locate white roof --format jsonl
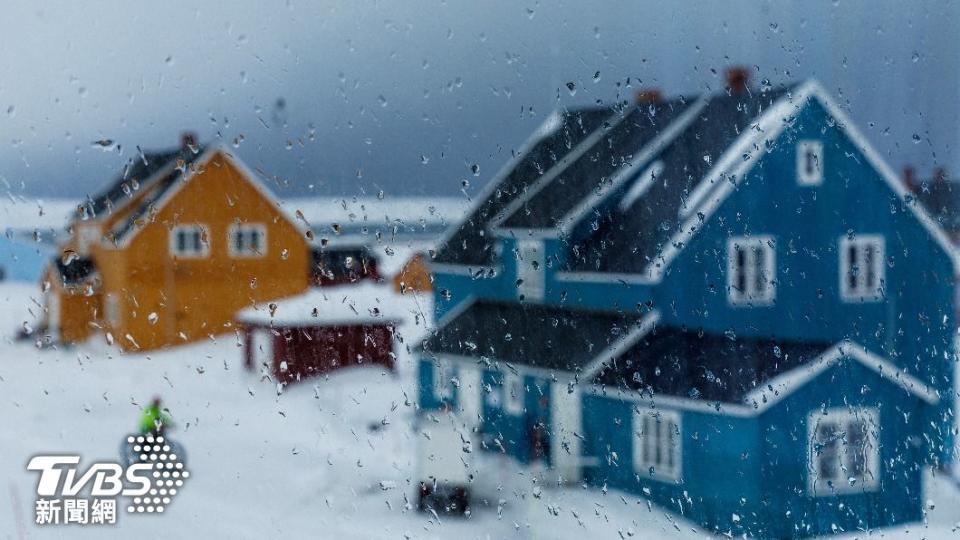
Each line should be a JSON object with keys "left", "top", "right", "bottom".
{"left": 237, "top": 283, "right": 407, "bottom": 326}
{"left": 279, "top": 196, "right": 469, "bottom": 229}
{"left": 0, "top": 196, "right": 75, "bottom": 232}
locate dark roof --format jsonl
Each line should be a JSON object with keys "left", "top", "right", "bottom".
{"left": 53, "top": 255, "right": 97, "bottom": 286}
{"left": 566, "top": 85, "right": 796, "bottom": 273}
{"left": 499, "top": 97, "right": 692, "bottom": 229}
{"left": 80, "top": 147, "right": 197, "bottom": 219}
{"left": 421, "top": 300, "right": 645, "bottom": 372}
{"left": 433, "top": 106, "right": 613, "bottom": 265}
{"left": 591, "top": 326, "right": 831, "bottom": 403}
{"left": 110, "top": 146, "right": 209, "bottom": 241}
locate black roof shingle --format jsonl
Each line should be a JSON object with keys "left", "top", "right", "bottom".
{"left": 433, "top": 106, "right": 613, "bottom": 266}
{"left": 591, "top": 326, "right": 831, "bottom": 403}
{"left": 421, "top": 300, "right": 646, "bottom": 372}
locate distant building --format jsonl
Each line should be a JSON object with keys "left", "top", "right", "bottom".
{"left": 393, "top": 252, "right": 432, "bottom": 294}
{"left": 310, "top": 244, "right": 380, "bottom": 286}
{"left": 419, "top": 69, "right": 959, "bottom": 537}
{"left": 238, "top": 283, "right": 399, "bottom": 384}
{"left": 41, "top": 136, "right": 311, "bottom": 351}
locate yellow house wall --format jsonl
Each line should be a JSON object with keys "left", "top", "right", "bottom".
{"left": 100, "top": 150, "right": 309, "bottom": 351}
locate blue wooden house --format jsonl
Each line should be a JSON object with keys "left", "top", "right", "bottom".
{"left": 418, "top": 68, "right": 958, "bottom": 537}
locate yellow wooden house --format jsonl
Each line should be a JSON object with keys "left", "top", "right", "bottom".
{"left": 43, "top": 137, "right": 311, "bottom": 351}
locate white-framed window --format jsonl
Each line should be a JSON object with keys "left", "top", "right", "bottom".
{"left": 228, "top": 223, "right": 267, "bottom": 257}
{"left": 839, "top": 234, "right": 885, "bottom": 301}
{"left": 797, "top": 140, "right": 824, "bottom": 186}
{"left": 516, "top": 239, "right": 545, "bottom": 302}
{"left": 633, "top": 409, "right": 681, "bottom": 482}
{"left": 503, "top": 370, "right": 525, "bottom": 415}
{"left": 727, "top": 235, "right": 776, "bottom": 305}
{"left": 169, "top": 224, "right": 209, "bottom": 258}
{"left": 808, "top": 407, "right": 880, "bottom": 495}
{"left": 432, "top": 359, "right": 454, "bottom": 401}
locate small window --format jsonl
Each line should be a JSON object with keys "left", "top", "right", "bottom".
{"left": 797, "top": 140, "right": 823, "bottom": 186}
{"left": 432, "top": 360, "right": 454, "bottom": 401}
{"left": 808, "top": 408, "right": 879, "bottom": 495}
{"left": 727, "top": 236, "right": 776, "bottom": 305}
{"left": 839, "top": 235, "right": 885, "bottom": 301}
{"left": 169, "top": 225, "right": 208, "bottom": 258}
{"left": 503, "top": 371, "right": 525, "bottom": 415}
{"left": 229, "top": 223, "right": 267, "bottom": 257}
{"left": 633, "top": 409, "right": 681, "bottom": 482}
{"left": 516, "top": 239, "right": 545, "bottom": 302}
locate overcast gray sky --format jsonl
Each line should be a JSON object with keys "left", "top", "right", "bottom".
{"left": 0, "top": 0, "right": 956, "bottom": 199}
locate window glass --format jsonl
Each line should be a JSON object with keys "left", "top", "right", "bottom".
{"left": 839, "top": 235, "right": 885, "bottom": 301}
{"left": 633, "top": 410, "right": 681, "bottom": 482}
{"left": 727, "top": 236, "right": 776, "bottom": 305}
{"left": 809, "top": 408, "right": 880, "bottom": 494}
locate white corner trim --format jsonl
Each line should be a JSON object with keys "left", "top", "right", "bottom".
{"left": 552, "top": 271, "right": 657, "bottom": 285}
{"left": 579, "top": 310, "right": 661, "bottom": 380}
{"left": 427, "top": 262, "right": 501, "bottom": 278}
{"left": 745, "top": 341, "right": 940, "bottom": 409}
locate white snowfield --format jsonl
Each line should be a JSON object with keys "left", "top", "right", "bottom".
{"left": 0, "top": 281, "right": 957, "bottom": 539}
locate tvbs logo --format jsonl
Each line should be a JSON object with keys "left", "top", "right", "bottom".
{"left": 27, "top": 435, "right": 189, "bottom": 525}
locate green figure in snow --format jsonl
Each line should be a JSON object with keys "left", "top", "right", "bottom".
{"left": 139, "top": 397, "right": 174, "bottom": 436}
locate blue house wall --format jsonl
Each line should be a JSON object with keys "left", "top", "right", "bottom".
{"left": 756, "top": 359, "right": 929, "bottom": 538}
{"left": 581, "top": 392, "right": 762, "bottom": 536}
{"left": 423, "top": 86, "right": 955, "bottom": 536}
{"left": 418, "top": 357, "right": 558, "bottom": 465}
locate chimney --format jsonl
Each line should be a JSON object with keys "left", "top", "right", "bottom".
{"left": 903, "top": 166, "right": 919, "bottom": 192}
{"left": 634, "top": 88, "right": 663, "bottom": 104}
{"left": 934, "top": 166, "right": 948, "bottom": 184}
{"left": 725, "top": 66, "right": 750, "bottom": 93}
{"left": 180, "top": 131, "right": 198, "bottom": 151}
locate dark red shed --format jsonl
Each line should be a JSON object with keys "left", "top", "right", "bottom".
{"left": 238, "top": 283, "right": 401, "bottom": 384}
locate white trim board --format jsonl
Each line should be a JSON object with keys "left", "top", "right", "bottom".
{"left": 427, "top": 262, "right": 501, "bottom": 278}
{"left": 558, "top": 97, "right": 710, "bottom": 236}
{"left": 745, "top": 341, "right": 940, "bottom": 408}
{"left": 586, "top": 340, "right": 938, "bottom": 417}
{"left": 558, "top": 79, "right": 960, "bottom": 286}
{"left": 579, "top": 310, "right": 661, "bottom": 379}
{"left": 652, "top": 79, "right": 960, "bottom": 282}
{"left": 112, "top": 143, "right": 309, "bottom": 249}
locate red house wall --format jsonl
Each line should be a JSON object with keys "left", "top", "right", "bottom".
{"left": 245, "top": 323, "right": 395, "bottom": 384}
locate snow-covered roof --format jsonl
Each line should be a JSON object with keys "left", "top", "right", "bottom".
{"left": 237, "top": 283, "right": 408, "bottom": 326}
{"left": 0, "top": 197, "right": 75, "bottom": 232}
{"left": 280, "top": 196, "right": 469, "bottom": 230}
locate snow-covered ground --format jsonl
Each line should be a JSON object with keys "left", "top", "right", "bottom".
{"left": 0, "top": 280, "right": 958, "bottom": 539}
